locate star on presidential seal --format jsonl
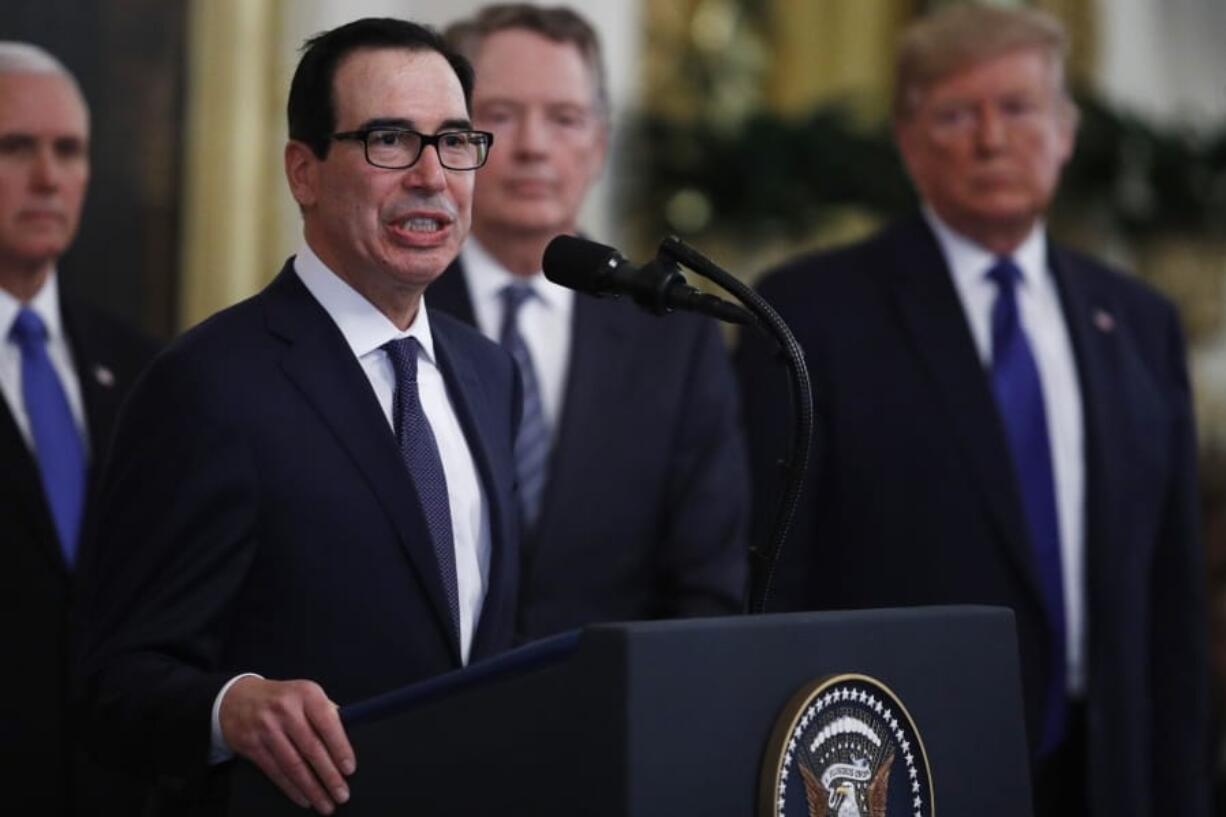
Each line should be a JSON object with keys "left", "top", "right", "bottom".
{"left": 759, "top": 674, "right": 934, "bottom": 817}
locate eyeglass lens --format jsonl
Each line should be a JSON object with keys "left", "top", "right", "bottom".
{"left": 366, "top": 129, "right": 488, "bottom": 169}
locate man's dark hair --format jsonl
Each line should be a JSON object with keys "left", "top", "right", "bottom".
{"left": 288, "top": 17, "right": 475, "bottom": 159}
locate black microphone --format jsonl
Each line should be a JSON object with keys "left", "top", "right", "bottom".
{"left": 542, "top": 235, "right": 752, "bottom": 325}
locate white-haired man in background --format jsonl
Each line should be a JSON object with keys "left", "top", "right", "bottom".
{"left": 0, "top": 42, "right": 156, "bottom": 813}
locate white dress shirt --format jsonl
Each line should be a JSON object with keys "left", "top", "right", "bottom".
{"left": 0, "top": 271, "right": 90, "bottom": 452}
{"left": 210, "top": 243, "right": 491, "bottom": 762}
{"left": 455, "top": 238, "right": 573, "bottom": 428}
{"left": 925, "top": 207, "right": 1086, "bottom": 695}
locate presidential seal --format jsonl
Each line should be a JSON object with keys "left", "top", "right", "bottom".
{"left": 759, "top": 674, "right": 934, "bottom": 817}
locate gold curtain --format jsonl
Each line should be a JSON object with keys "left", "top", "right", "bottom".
{"left": 645, "top": 0, "right": 1097, "bottom": 120}
{"left": 179, "top": 0, "right": 286, "bottom": 330}
{"left": 763, "top": 0, "right": 913, "bottom": 119}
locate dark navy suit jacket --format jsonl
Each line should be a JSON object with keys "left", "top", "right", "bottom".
{"left": 1, "top": 295, "right": 156, "bottom": 815}
{"left": 736, "top": 216, "right": 1207, "bottom": 817}
{"left": 429, "top": 259, "right": 748, "bottom": 638}
{"left": 76, "top": 264, "right": 521, "bottom": 806}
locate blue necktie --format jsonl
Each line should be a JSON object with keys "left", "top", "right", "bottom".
{"left": 383, "top": 336, "right": 461, "bottom": 642}
{"left": 499, "top": 284, "right": 550, "bottom": 531}
{"left": 10, "top": 307, "right": 86, "bottom": 566}
{"left": 986, "top": 257, "right": 1067, "bottom": 755}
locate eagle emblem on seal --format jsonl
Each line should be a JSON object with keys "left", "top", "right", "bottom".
{"left": 760, "top": 675, "right": 933, "bottom": 817}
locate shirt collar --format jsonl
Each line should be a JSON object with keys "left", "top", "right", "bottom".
{"left": 1, "top": 270, "right": 65, "bottom": 344}
{"left": 459, "top": 236, "right": 573, "bottom": 313}
{"left": 923, "top": 205, "right": 1049, "bottom": 292}
{"left": 292, "top": 241, "right": 436, "bottom": 364}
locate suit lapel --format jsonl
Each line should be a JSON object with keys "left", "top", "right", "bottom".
{"left": 61, "top": 299, "right": 125, "bottom": 472}
{"left": 429, "top": 259, "right": 531, "bottom": 569}
{"left": 1047, "top": 247, "right": 1131, "bottom": 623}
{"left": 61, "top": 299, "right": 131, "bottom": 570}
{"left": 263, "top": 266, "right": 462, "bottom": 664}
{"left": 430, "top": 322, "right": 512, "bottom": 661}
{"left": 531, "top": 294, "right": 628, "bottom": 556}
{"left": 886, "top": 219, "right": 1046, "bottom": 606}
{"left": 0, "top": 295, "right": 116, "bottom": 577}
{"left": 427, "top": 261, "right": 479, "bottom": 326}
{"left": 430, "top": 260, "right": 632, "bottom": 571}
{"left": 429, "top": 260, "right": 535, "bottom": 652}
{"left": 0, "top": 397, "right": 67, "bottom": 574}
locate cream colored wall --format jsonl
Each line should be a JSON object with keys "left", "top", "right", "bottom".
{"left": 763, "top": 0, "right": 908, "bottom": 119}
{"left": 1096, "top": 0, "right": 1226, "bottom": 128}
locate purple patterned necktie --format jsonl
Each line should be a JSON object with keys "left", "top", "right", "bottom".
{"left": 10, "top": 307, "right": 86, "bottom": 566}
{"left": 987, "top": 257, "right": 1067, "bottom": 755}
{"left": 383, "top": 336, "right": 460, "bottom": 642}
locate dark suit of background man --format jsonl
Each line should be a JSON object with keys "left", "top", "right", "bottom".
{"left": 77, "top": 19, "right": 520, "bottom": 815}
{"left": 436, "top": 4, "right": 748, "bottom": 638}
{"left": 0, "top": 43, "right": 156, "bottom": 815}
{"left": 736, "top": 6, "right": 1206, "bottom": 817}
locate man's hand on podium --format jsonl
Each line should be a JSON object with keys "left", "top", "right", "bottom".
{"left": 220, "top": 676, "right": 356, "bottom": 814}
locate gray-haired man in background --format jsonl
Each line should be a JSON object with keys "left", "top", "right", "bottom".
{"left": 430, "top": 3, "right": 750, "bottom": 639}
{"left": 0, "top": 42, "right": 156, "bottom": 814}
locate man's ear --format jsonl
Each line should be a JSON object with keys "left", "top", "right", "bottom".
{"left": 285, "top": 140, "right": 320, "bottom": 208}
{"left": 1055, "top": 97, "right": 1080, "bottom": 165}
{"left": 588, "top": 119, "right": 611, "bottom": 186}
{"left": 892, "top": 118, "right": 920, "bottom": 182}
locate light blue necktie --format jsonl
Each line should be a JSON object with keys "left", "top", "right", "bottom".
{"left": 10, "top": 307, "right": 86, "bottom": 566}
{"left": 383, "top": 336, "right": 461, "bottom": 643}
{"left": 987, "top": 257, "right": 1067, "bottom": 755}
{"left": 499, "top": 284, "right": 550, "bottom": 531}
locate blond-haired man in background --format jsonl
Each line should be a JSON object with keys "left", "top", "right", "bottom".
{"left": 738, "top": 6, "right": 1207, "bottom": 815}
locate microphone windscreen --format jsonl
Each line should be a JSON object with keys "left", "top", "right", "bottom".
{"left": 542, "top": 235, "right": 621, "bottom": 292}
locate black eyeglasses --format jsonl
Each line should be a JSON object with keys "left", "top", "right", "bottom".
{"left": 331, "top": 128, "right": 494, "bottom": 170}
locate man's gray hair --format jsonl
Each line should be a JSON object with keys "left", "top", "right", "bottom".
{"left": 0, "top": 41, "right": 73, "bottom": 77}
{"left": 0, "top": 42, "right": 87, "bottom": 115}
{"left": 444, "top": 4, "right": 609, "bottom": 118}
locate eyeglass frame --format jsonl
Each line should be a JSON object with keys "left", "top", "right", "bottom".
{"left": 331, "top": 127, "right": 495, "bottom": 171}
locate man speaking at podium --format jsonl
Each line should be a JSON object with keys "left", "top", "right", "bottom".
{"left": 737, "top": 6, "right": 1207, "bottom": 816}
{"left": 432, "top": 4, "right": 749, "bottom": 638}
{"left": 77, "top": 18, "right": 521, "bottom": 815}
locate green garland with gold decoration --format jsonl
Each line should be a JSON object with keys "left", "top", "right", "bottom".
{"left": 627, "top": 92, "right": 1226, "bottom": 244}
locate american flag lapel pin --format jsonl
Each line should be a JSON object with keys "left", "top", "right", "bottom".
{"left": 93, "top": 364, "right": 115, "bottom": 388}
{"left": 1092, "top": 308, "right": 1115, "bottom": 333}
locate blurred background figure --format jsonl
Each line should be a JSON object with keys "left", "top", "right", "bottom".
{"left": 1201, "top": 447, "right": 1226, "bottom": 815}
{"left": 736, "top": 5, "right": 1206, "bottom": 816}
{"left": 1213, "top": 567, "right": 1226, "bottom": 815}
{"left": 433, "top": 4, "right": 748, "bottom": 638}
{"left": 0, "top": 41, "right": 156, "bottom": 814}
